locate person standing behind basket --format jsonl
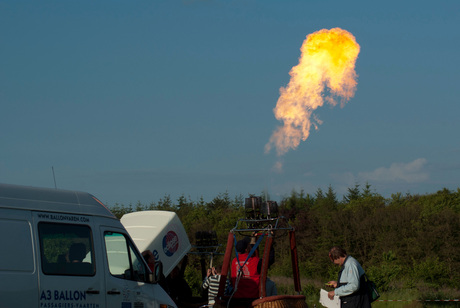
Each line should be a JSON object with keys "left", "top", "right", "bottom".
{"left": 202, "top": 265, "right": 229, "bottom": 306}
{"left": 231, "top": 237, "right": 260, "bottom": 298}
{"left": 231, "top": 236, "right": 275, "bottom": 299}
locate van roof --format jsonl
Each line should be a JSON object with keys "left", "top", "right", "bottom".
{"left": 0, "top": 183, "right": 116, "bottom": 218}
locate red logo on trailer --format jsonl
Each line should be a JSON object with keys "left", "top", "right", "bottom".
{"left": 163, "top": 231, "right": 179, "bottom": 257}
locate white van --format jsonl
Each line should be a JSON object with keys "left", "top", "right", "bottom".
{"left": 0, "top": 183, "right": 177, "bottom": 308}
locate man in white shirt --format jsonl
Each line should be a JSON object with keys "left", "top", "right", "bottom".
{"left": 327, "top": 246, "right": 370, "bottom": 308}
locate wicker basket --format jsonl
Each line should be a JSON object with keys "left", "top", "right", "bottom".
{"left": 214, "top": 295, "right": 308, "bottom": 308}
{"left": 252, "top": 295, "right": 308, "bottom": 308}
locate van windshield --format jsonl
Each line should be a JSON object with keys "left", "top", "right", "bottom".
{"left": 38, "top": 222, "right": 95, "bottom": 276}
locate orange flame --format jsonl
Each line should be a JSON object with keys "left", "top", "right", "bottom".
{"left": 265, "top": 28, "right": 360, "bottom": 156}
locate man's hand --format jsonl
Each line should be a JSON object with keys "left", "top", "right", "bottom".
{"left": 326, "top": 281, "right": 337, "bottom": 288}
{"left": 328, "top": 290, "right": 335, "bottom": 300}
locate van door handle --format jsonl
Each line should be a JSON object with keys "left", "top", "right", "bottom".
{"left": 107, "top": 289, "right": 121, "bottom": 295}
{"left": 86, "top": 289, "right": 100, "bottom": 294}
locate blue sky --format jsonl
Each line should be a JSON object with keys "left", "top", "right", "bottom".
{"left": 1, "top": 1, "right": 459, "bottom": 206}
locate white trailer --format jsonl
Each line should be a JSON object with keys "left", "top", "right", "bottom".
{"left": 121, "top": 210, "right": 191, "bottom": 277}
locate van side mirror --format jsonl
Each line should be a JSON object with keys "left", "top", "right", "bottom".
{"left": 145, "top": 260, "right": 164, "bottom": 284}
{"left": 154, "top": 261, "right": 164, "bottom": 283}
{"left": 146, "top": 272, "right": 155, "bottom": 283}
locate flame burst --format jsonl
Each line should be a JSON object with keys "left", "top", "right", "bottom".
{"left": 265, "top": 28, "right": 360, "bottom": 157}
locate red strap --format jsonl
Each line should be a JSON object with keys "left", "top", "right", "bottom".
{"left": 259, "top": 235, "right": 273, "bottom": 297}
{"left": 290, "top": 230, "right": 301, "bottom": 292}
{"left": 217, "top": 232, "right": 234, "bottom": 298}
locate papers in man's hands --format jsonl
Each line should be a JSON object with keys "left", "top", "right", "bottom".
{"left": 319, "top": 289, "right": 340, "bottom": 308}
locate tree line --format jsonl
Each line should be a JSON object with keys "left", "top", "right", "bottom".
{"left": 109, "top": 184, "right": 460, "bottom": 300}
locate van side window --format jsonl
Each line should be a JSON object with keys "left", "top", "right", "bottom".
{"left": 104, "top": 232, "right": 147, "bottom": 282}
{"left": 38, "top": 222, "right": 95, "bottom": 276}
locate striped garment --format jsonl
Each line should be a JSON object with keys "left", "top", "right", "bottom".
{"left": 202, "top": 274, "right": 228, "bottom": 305}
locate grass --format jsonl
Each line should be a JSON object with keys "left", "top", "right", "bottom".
{"left": 270, "top": 276, "right": 460, "bottom": 308}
